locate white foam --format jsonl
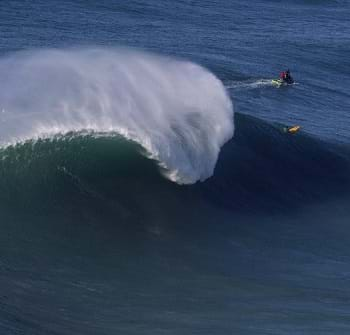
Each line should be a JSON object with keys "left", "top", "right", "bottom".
{"left": 226, "top": 79, "right": 273, "bottom": 90}
{"left": 0, "top": 48, "right": 234, "bottom": 184}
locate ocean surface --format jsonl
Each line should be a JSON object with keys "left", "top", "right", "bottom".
{"left": 0, "top": 1, "right": 350, "bottom": 334}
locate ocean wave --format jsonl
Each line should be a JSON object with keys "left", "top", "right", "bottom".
{"left": 0, "top": 47, "right": 234, "bottom": 184}
{"left": 1, "top": 113, "right": 349, "bottom": 216}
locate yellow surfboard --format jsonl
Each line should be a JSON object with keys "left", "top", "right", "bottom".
{"left": 286, "top": 125, "right": 301, "bottom": 134}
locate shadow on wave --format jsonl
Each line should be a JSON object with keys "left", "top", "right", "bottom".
{"left": 201, "top": 112, "right": 350, "bottom": 212}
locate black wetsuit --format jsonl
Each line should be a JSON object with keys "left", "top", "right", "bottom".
{"left": 284, "top": 72, "right": 294, "bottom": 84}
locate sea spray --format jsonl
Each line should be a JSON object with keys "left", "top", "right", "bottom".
{"left": 0, "top": 48, "right": 234, "bottom": 184}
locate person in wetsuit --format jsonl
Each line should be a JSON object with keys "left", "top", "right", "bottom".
{"left": 283, "top": 69, "right": 294, "bottom": 84}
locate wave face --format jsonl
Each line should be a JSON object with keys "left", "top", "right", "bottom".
{"left": 1, "top": 113, "right": 349, "bottom": 217}
{"left": 202, "top": 113, "right": 350, "bottom": 211}
{"left": 0, "top": 48, "right": 234, "bottom": 184}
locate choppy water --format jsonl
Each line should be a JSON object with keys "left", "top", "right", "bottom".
{"left": 0, "top": 1, "right": 350, "bottom": 334}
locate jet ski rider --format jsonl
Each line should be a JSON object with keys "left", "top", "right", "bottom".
{"left": 280, "top": 69, "right": 294, "bottom": 84}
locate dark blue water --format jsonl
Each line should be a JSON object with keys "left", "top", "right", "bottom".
{"left": 0, "top": 1, "right": 350, "bottom": 334}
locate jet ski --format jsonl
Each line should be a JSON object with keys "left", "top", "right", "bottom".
{"left": 272, "top": 69, "right": 294, "bottom": 87}
{"left": 272, "top": 77, "right": 294, "bottom": 87}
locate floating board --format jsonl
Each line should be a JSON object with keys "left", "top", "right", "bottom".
{"left": 284, "top": 125, "right": 301, "bottom": 134}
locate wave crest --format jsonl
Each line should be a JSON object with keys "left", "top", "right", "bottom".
{"left": 0, "top": 48, "right": 234, "bottom": 184}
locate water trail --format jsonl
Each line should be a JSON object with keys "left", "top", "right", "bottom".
{"left": 225, "top": 79, "right": 273, "bottom": 90}
{"left": 0, "top": 48, "right": 234, "bottom": 184}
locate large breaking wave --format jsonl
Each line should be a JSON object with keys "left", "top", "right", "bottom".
{"left": 0, "top": 112, "right": 349, "bottom": 218}
{"left": 0, "top": 48, "right": 234, "bottom": 184}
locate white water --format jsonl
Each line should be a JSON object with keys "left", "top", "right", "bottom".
{"left": 0, "top": 48, "right": 234, "bottom": 184}
{"left": 225, "top": 79, "right": 273, "bottom": 90}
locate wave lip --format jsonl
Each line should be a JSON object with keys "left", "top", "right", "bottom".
{"left": 0, "top": 47, "right": 234, "bottom": 184}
